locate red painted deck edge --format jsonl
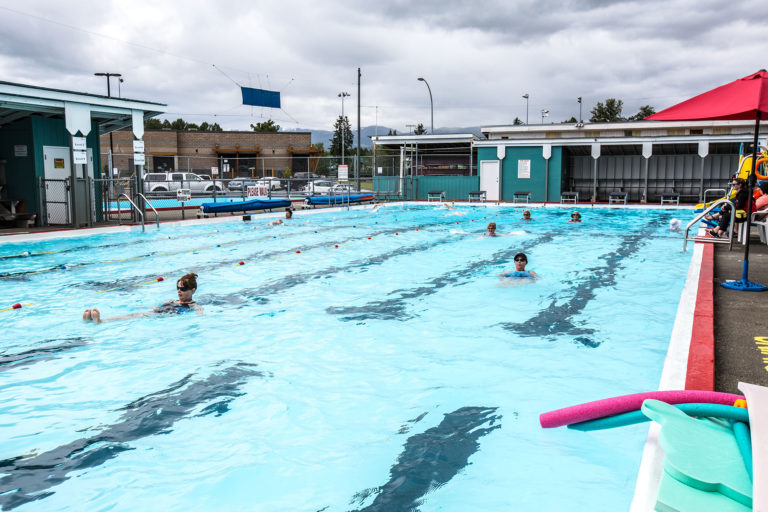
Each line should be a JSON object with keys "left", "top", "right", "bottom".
{"left": 685, "top": 242, "right": 715, "bottom": 391}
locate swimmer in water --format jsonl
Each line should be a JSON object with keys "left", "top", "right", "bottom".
{"left": 486, "top": 222, "right": 497, "bottom": 236}
{"left": 669, "top": 218, "right": 682, "bottom": 231}
{"left": 568, "top": 211, "right": 582, "bottom": 223}
{"left": 270, "top": 209, "right": 292, "bottom": 225}
{"left": 498, "top": 253, "right": 538, "bottom": 279}
{"left": 522, "top": 210, "right": 532, "bottom": 221}
{"left": 83, "top": 272, "right": 203, "bottom": 322}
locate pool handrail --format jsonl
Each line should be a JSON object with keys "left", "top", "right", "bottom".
{"left": 683, "top": 197, "right": 735, "bottom": 252}
{"left": 703, "top": 188, "right": 727, "bottom": 205}
{"left": 134, "top": 193, "right": 159, "bottom": 229}
{"left": 117, "top": 193, "right": 145, "bottom": 232}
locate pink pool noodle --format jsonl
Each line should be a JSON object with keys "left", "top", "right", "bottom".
{"left": 540, "top": 390, "right": 744, "bottom": 428}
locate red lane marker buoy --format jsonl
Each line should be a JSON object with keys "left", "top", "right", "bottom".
{"left": 157, "top": 276, "right": 164, "bottom": 282}
{"left": 334, "top": 244, "right": 339, "bottom": 248}
{"left": 456, "top": 221, "right": 459, "bottom": 224}
{"left": 368, "top": 237, "right": 372, "bottom": 239}
{"left": 395, "top": 232, "right": 399, "bottom": 235}
{"left": 12, "top": 303, "right": 22, "bottom": 309}
{"left": 415, "top": 228, "right": 419, "bottom": 231}
{"left": 296, "top": 250, "right": 301, "bottom": 253}
{"left": 238, "top": 261, "right": 245, "bottom": 265}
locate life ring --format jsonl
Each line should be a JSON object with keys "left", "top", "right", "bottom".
{"left": 755, "top": 158, "right": 768, "bottom": 180}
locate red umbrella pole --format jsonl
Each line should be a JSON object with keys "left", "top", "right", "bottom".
{"left": 723, "top": 111, "right": 768, "bottom": 291}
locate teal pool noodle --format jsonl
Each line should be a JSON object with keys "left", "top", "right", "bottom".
{"left": 731, "top": 421, "right": 752, "bottom": 481}
{"left": 567, "top": 403, "right": 749, "bottom": 431}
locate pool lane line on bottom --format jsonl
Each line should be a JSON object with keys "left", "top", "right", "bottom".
{"left": 2, "top": 218, "right": 481, "bottom": 313}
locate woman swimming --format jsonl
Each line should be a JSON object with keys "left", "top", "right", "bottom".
{"left": 83, "top": 272, "right": 203, "bottom": 322}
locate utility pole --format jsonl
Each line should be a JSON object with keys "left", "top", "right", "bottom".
{"left": 95, "top": 72, "right": 122, "bottom": 177}
{"left": 357, "top": 67, "right": 361, "bottom": 191}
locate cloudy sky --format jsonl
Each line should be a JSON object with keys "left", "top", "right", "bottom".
{"left": 1, "top": 0, "right": 767, "bottom": 133}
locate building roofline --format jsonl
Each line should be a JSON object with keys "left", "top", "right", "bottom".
{"left": 0, "top": 80, "right": 166, "bottom": 108}
{"left": 481, "top": 119, "right": 768, "bottom": 134}
{"left": 473, "top": 133, "right": 754, "bottom": 147}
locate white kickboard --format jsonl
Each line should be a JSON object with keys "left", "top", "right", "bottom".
{"left": 738, "top": 381, "right": 768, "bottom": 512}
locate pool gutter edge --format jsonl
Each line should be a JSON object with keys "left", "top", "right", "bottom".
{"left": 629, "top": 235, "right": 707, "bottom": 511}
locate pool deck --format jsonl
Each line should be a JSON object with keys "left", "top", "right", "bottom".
{"left": 712, "top": 239, "right": 768, "bottom": 392}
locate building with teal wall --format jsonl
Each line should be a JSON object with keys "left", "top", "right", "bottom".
{"left": 0, "top": 81, "right": 165, "bottom": 227}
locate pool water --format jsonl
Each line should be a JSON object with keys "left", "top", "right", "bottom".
{"left": 0, "top": 204, "right": 692, "bottom": 511}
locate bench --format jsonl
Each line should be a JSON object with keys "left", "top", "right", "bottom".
{"left": 468, "top": 191, "right": 486, "bottom": 202}
{"left": 427, "top": 190, "right": 446, "bottom": 202}
{"left": 608, "top": 191, "right": 628, "bottom": 205}
{"left": 560, "top": 192, "right": 578, "bottom": 204}
{"left": 512, "top": 191, "right": 531, "bottom": 204}
{"left": 660, "top": 192, "right": 680, "bottom": 206}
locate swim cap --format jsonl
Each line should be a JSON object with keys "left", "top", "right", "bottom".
{"left": 670, "top": 218, "right": 681, "bottom": 229}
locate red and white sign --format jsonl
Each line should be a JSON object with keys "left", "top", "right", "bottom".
{"left": 338, "top": 164, "right": 349, "bottom": 181}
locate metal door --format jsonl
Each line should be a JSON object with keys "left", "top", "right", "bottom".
{"left": 43, "top": 146, "right": 71, "bottom": 224}
{"left": 480, "top": 160, "right": 500, "bottom": 201}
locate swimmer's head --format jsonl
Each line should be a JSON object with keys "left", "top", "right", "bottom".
{"left": 178, "top": 272, "right": 198, "bottom": 291}
{"left": 571, "top": 211, "right": 581, "bottom": 220}
{"left": 487, "top": 222, "right": 497, "bottom": 234}
{"left": 669, "top": 218, "right": 681, "bottom": 230}
{"left": 522, "top": 210, "right": 531, "bottom": 218}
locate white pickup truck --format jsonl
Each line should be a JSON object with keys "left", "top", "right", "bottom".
{"left": 143, "top": 172, "right": 224, "bottom": 196}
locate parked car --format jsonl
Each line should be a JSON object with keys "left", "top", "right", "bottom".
{"left": 301, "top": 180, "right": 352, "bottom": 195}
{"left": 257, "top": 177, "right": 284, "bottom": 190}
{"left": 143, "top": 172, "right": 224, "bottom": 196}
{"left": 227, "top": 178, "right": 258, "bottom": 191}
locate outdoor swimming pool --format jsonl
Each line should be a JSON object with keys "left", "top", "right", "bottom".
{"left": 0, "top": 204, "right": 692, "bottom": 511}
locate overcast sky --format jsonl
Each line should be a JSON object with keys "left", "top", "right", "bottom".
{"left": 2, "top": 0, "right": 767, "bottom": 134}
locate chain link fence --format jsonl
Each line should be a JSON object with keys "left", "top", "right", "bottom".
{"left": 38, "top": 178, "right": 71, "bottom": 225}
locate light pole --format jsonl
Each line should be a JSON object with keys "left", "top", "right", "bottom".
{"left": 119, "top": 78, "right": 124, "bottom": 98}
{"left": 541, "top": 109, "right": 549, "bottom": 124}
{"left": 95, "top": 72, "right": 122, "bottom": 176}
{"left": 338, "top": 91, "right": 350, "bottom": 164}
{"left": 577, "top": 97, "right": 583, "bottom": 124}
{"left": 522, "top": 93, "right": 529, "bottom": 124}
{"left": 417, "top": 77, "right": 433, "bottom": 134}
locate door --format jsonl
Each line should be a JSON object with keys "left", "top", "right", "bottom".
{"left": 480, "top": 160, "right": 500, "bottom": 201}
{"left": 43, "top": 146, "right": 71, "bottom": 224}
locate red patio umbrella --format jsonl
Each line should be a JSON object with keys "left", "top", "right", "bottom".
{"left": 646, "top": 69, "right": 768, "bottom": 291}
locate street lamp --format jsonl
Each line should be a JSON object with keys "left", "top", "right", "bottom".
{"left": 95, "top": 72, "right": 122, "bottom": 174}
{"left": 338, "top": 91, "right": 350, "bottom": 164}
{"left": 522, "top": 93, "right": 529, "bottom": 125}
{"left": 417, "top": 77, "right": 433, "bottom": 134}
{"left": 577, "top": 97, "right": 583, "bottom": 124}
{"left": 541, "top": 109, "right": 549, "bottom": 124}
{"left": 119, "top": 78, "right": 124, "bottom": 98}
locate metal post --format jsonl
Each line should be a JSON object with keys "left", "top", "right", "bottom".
{"left": 417, "top": 77, "right": 434, "bottom": 133}
{"left": 357, "top": 67, "right": 361, "bottom": 191}
{"left": 578, "top": 97, "right": 583, "bottom": 124}
{"left": 338, "top": 91, "right": 350, "bottom": 165}
{"left": 643, "top": 158, "right": 650, "bottom": 203}
{"left": 523, "top": 94, "right": 529, "bottom": 125}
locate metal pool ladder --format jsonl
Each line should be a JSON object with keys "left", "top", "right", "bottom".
{"left": 683, "top": 197, "right": 734, "bottom": 252}
{"left": 117, "top": 193, "right": 160, "bottom": 232}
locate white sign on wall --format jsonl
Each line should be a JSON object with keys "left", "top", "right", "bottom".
{"left": 133, "top": 140, "right": 145, "bottom": 153}
{"left": 517, "top": 160, "right": 531, "bottom": 179}
{"left": 338, "top": 164, "right": 349, "bottom": 181}
{"left": 72, "top": 137, "right": 87, "bottom": 151}
{"left": 73, "top": 151, "right": 87, "bottom": 164}
{"left": 377, "top": 167, "right": 383, "bottom": 175}
{"left": 13, "top": 145, "right": 27, "bottom": 157}
{"left": 211, "top": 166, "right": 219, "bottom": 175}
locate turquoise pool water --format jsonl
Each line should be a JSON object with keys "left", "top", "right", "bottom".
{"left": 0, "top": 205, "right": 692, "bottom": 511}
